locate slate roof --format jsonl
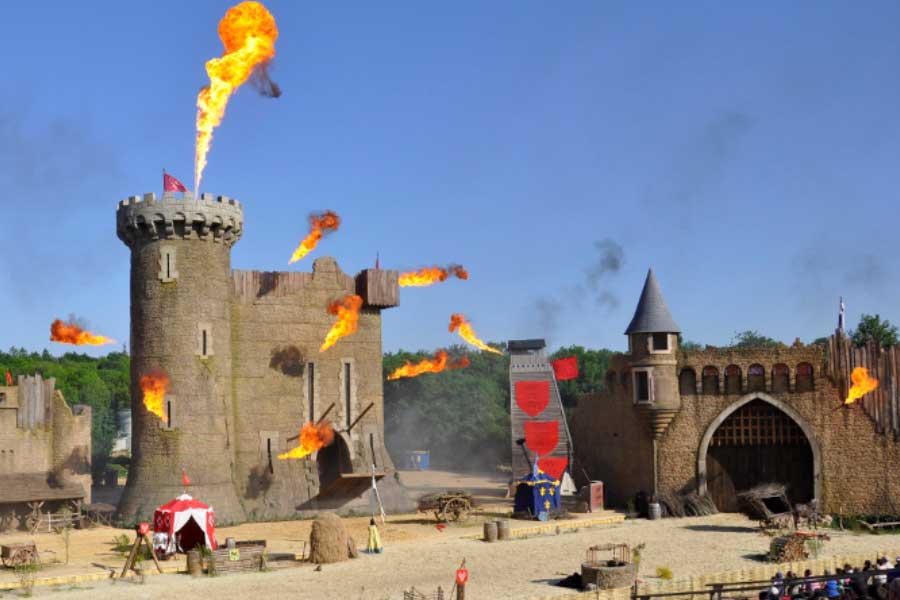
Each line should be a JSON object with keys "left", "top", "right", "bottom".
{"left": 507, "top": 339, "right": 546, "bottom": 352}
{"left": 624, "top": 269, "right": 681, "bottom": 334}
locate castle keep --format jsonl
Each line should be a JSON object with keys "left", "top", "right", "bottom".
{"left": 116, "top": 191, "right": 408, "bottom": 524}
{"left": 573, "top": 270, "right": 900, "bottom": 514}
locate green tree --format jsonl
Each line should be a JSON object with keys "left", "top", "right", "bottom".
{"left": 0, "top": 349, "right": 130, "bottom": 479}
{"left": 850, "top": 314, "right": 899, "bottom": 348}
{"left": 383, "top": 343, "right": 510, "bottom": 470}
{"left": 729, "top": 330, "right": 781, "bottom": 348}
{"left": 677, "top": 334, "right": 702, "bottom": 351}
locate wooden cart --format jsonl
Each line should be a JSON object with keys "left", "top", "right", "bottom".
{"left": 1, "top": 543, "right": 40, "bottom": 568}
{"left": 417, "top": 491, "right": 473, "bottom": 523}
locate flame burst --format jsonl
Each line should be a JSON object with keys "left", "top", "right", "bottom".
{"left": 278, "top": 421, "right": 335, "bottom": 460}
{"left": 289, "top": 211, "right": 341, "bottom": 264}
{"left": 398, "top": 264, "right": 468, "bottom": 287}
{"left": 320, "top": 294, "right": 363, "bottom": 352}
{"left": 50, "top": 319, "right": 114, "bottom": 346}
{"left": 387, "top": 350, "right": 471, "bottom": 380}
{"left": 195, "top": 1, "right": 279, "bottom": 192}
{"left": 448, "top": 314, "right": 502, "bottom": 354}
{"left": 844, "top": 367, "right": 879, "bottom": 405}
{"left": 140, "top": 370, "right": 170, "bottom": 424}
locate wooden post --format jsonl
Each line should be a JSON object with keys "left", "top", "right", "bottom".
{"left": 143, "top": 534, "right": 163, "bottom": 573}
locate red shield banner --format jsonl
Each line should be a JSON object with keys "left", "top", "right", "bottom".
{"left": 524, "top": 420, "right": 559, "bottom": 456}
{"left": 456, "top": 569, "right": 469, "bottom": 584}
{"left": 538, "top": 456, "right": 568, "bottom": 480}
{"left": 515, "top": 380, "right": 549, "bottom": 417}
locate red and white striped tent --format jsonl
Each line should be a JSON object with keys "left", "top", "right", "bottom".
{"left": 152, "top": 494, "right": 217, "bottom": 554}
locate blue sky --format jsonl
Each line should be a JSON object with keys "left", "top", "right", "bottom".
{"left": 2, "top": 1, "right": 899, "bottom": 357}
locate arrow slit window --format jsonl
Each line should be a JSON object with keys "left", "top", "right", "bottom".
{"left": 198, "top": 323, "right": 213, "bottom": 358}
{"left": 158, "top": 245, "right": 178, "bottom": 282}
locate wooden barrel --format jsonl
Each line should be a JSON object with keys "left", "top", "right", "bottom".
{"left": 496, "top": 520, "right": 510, "bottom": 541}
{"left": 483, "top": 521, "right": 498, "bottom": 542}
{"left": 648, "top": 502, "right": 661, "bottom": 520}
{"left": 186, "top": 550, "right": 203, "bottom": 576}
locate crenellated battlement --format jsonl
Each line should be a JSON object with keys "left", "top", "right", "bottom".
{"left": 116, "top": 191, "right": 244, "bottom": 247}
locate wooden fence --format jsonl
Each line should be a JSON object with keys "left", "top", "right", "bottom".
{"left": 826, "top": 331, "right": 900, "bottom": 436}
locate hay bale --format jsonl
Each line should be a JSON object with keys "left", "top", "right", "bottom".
{"left": 683, "top": 493, "right": 718, "bottom": 517}
{"left": 309, "top": 513, "right": 357, "bottom": 564}
{"left": 658, "top": 492, "right": 685, "bottom": 518}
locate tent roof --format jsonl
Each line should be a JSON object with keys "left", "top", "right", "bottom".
{"left": 156, "top": 493, "right": 212, "bottom": 513}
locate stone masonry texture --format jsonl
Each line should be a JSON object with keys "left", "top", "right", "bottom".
{"left": 116, "top": 192, "right": 409, "bottom": 525}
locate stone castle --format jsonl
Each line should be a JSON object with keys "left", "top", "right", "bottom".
{"left": 116, "top": 191, "right": 410, "bottom": 524}
{"left": 573, "top": 269, "right": 900, "bottom": 514}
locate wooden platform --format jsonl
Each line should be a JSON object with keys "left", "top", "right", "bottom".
{"left": 317, "top": 472, "right": 385, "bottom": 499}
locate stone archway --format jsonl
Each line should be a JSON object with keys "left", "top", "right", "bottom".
{"left": 697, "top": 393, "right": 821, "bottom": 511}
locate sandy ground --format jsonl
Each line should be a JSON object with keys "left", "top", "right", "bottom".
{"left": 3, "top": 471, "right": 900, "bottom": 599}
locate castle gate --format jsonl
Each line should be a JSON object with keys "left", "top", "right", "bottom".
{"left": 702, "top": 397, "right": 814, "bottom": 512}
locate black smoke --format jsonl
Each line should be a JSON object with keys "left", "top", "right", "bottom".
{"left": 250, "top": 61, "right": 282, "bottom": 98}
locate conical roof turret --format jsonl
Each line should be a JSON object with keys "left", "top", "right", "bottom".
{"left": 624, "top": 269, "right": 680, "bottom": 334}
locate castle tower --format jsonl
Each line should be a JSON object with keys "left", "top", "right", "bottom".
{"left": 116, "top": 191, "right": 246, "bottom": 523}
{"left": 624, "top": 269, "right": 681, "bottom": 496}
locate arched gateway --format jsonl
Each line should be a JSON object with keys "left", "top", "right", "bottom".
{"left": 697, "top": 393, "right": 821, "bottom": 512}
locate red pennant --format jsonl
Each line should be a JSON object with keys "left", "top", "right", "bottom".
{"left": 538, "top": 457, "right": 568, "bottom": 480}
{"left": 551, "top": 356, "right": 579, "bottom": 381}
{"left": 182, "top": 470, "right": 191, "bottom": 486}
{"left": 515, "top": 380, "right": 549, "bottom": 417}
{"left": 4, "top": 370, "right": 11, "bottom": 386}
{"left": 164, "top": 171, "right": 188, "bottom": 192}
{"left": 524, "top": 420, "right": 559, "bottom": 456}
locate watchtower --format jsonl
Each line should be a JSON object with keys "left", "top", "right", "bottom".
{"left": 116, "top": 191, "right": 246, "bottom": 523}
{"left": 624, "top": 269, "right": 681, "bottom": 497}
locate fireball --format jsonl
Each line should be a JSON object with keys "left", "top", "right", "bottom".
{"left": 278, "top": 421, "right": 335, "bottom": 460}
{"left": 387, "top": 350, "right": 471, "bottom": 380}
{"left": 448, "top": 314, "right": 502, "bottom": 354}
{"left": 50, "top": 319, "right": 114, "bottom": 346}
{"left": 195, "top": 1, "right": 279, "bottom": 192}
{"left": 320, "top": 294, "right": 363, "bottom": 352}
{"left": 844, "top": 366, "right": 879, "bottom": 405}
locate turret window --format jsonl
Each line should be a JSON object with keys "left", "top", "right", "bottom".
{"left": 633, "top": 368, "right": 653, "bottom": 404}
{"left": 651, "top": 333, "right": 670, "bottom": 353}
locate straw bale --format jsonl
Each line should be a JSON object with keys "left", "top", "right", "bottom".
{"left": 309, "top": 513, "right": 357, "bottom": 564}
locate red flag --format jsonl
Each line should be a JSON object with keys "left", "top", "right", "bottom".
{"left": 163, "top": 171, "right": 188, "bottom": 192}
{"left": 4, "top": 370, "right": 11, "bottom": 386}
{"left": 182, "top": 469, "right": 191, "bottom": 486}
{"left": 551, "top": 356, "right": 578, "bottom": 381}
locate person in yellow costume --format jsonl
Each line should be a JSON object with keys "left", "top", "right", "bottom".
{"left": 367, "top": 518, "right": 383, "bottom": 554}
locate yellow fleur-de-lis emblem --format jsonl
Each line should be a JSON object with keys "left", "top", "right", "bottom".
{"left": 544, "top": 499, "right": 551, "bottom": 511}
{"left": 549, "top": 487, "right": 555, "bottom": 496}
{"left": 539, "top": 487, "right": 546, "bottom": 496}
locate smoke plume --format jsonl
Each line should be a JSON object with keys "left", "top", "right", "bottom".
{"left": 250, "top": 61, "right": 282, "bottom": 98}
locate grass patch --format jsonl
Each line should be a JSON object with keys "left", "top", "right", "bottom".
{"left": 656, "top": 566, "right": 673, "bottom": 580}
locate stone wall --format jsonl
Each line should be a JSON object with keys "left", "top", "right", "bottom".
{"left": 0, "top": 377, "right": 92, "bottom": 502}
{"left": 575, "top": 344, "right": 900, "bottom": 514}
{"left": 230, "top": 257, "right": 395, "bottom": 520}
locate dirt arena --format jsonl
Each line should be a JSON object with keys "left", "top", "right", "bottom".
{"left": 3, "top": 471, "right": 900, "bottom": 599}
